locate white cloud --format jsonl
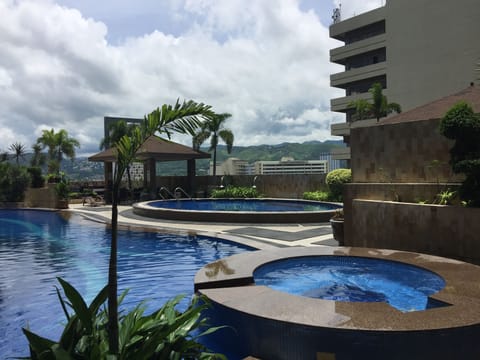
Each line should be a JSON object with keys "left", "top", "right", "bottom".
{"left": 0, "top": 0, "right": 374, "bottom": 157}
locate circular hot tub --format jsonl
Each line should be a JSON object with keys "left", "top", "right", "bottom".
{"left": 195, "top": 247, "right": 480, "bottom": 359}
{"left": 254, "top": 256, "right": 446, "bottom": 313}
{"left": 133, "top": 198, "right": 341, "bottom": 223}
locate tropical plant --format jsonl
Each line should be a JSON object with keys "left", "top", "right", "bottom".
{"left": 348, "top": 82, "right": 402, "bottom": 122}
{"left": 303, "top": 190, "right": 331, "bottom": 201}
{"left": 36, "top": 129, "right": 80, "bottom": 175}
{"left": 0, "top": 162, "right": 31, "bottom": 202}
{"left": 9, "top": 142, "right": 27, "bottom": 165}
{"left": 325, "top": 168, "right": 352, "bottom": 201}
{"left": 27, "top": 166, "right": 45, "bottom": 188}
{"left": 211, "top": 186, "right": 260, "bottom": 198}
{"left": 106, "top": 100, "right": 214, "bottom": 355}
{"left": 193, "top": 113, "right": 234, "bottom": 176}
{"left": 435, "top": 189, "right": 457, "bottom": 205}
{"left": 54, "top": 172, "right": 70, "bottom": 200}
{"left": 30, "top": 143, "right": 47, "bottom": 168}
{"left": 439, "top": 101, "right": 480, "bottom": 206}
{"left": 100, "top": 120, "right": 138, "bottom": 193}
{"left": 23, "top": 278, "right": 224, "bottom": 359}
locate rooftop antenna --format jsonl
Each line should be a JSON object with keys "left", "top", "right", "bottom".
{"left": 332, "top": 3, "right": 341, "bottom": 24}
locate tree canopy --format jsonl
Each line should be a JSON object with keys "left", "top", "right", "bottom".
{"left": 349, "top": 82, "right": 402, "bottom": 122}
{"left": 36, "top": 129, "right": 80, "bottom": 174}
{"left": 193, "top": 112, "right": 234, "bottom": 176}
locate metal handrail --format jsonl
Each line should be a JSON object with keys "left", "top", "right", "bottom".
{"left": 158, "top": 186, "right": 174, "bottom": 199}
{"left": 173, "top": 186, "right": 191, "bottom": 199}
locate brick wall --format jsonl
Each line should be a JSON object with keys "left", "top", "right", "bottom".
{"left": 350, "top": 119, "right": 463, "bottom": 183}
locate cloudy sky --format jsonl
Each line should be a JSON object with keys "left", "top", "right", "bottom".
{"left": 0, "top": 0, "right": 381, "bottom": 156}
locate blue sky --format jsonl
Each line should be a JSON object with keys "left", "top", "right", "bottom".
{"left": 0, "top": 0, "right": 381, "bottom": 156}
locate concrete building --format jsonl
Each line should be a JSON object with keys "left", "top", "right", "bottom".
{"left": 254, "top": 158, "right": 328, "bottom": 175}
{"left": 318, "top": 152, "right": 347, "bottom": 172}
{"left": 329, "top": 0, "right": 480, "bottom": 162}
{"left": 211, "top": 157, "right": 251, "bottom": 175}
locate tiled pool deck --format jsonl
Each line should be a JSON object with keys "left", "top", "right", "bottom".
{"left": 68, "top": 203, "right": 337, "bottom": 249}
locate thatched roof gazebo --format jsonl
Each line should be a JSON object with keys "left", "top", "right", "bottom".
{"left": 88, "top": 135, "right": 210, "bottom": 202}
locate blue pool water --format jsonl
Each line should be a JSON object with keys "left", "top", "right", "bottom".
{"left": 0, "top": 209, "right": 252, "bottom": 358}
{"left": 254, "top": 256, "right": 446, "bottom": 312}
{"left": 148, "top": 199, "right": 340, "bottom": 212}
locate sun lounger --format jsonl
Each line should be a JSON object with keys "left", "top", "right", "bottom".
{"left": 82, "top": 196, "right": 106, "bottom": 207}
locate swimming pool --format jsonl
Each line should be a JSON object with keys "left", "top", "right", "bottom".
{"left": 0, "top": 209, "right": 253, "bottom": 358}
{"left": 134, "top": 198, "right": 341, "bottom": 223}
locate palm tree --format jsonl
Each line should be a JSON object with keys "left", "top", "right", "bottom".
{"left": 8, "top": 142, "right": 26, "bottom": 165}
{"left": 193, "top": 113, "right": 234, "bottom": 176}
{"left": 30, "top": 143, "right": 46, "bottom": 167}
{"left": 106, "top": 100, "right": 213, "bottom": 355}
{"left": 349, "top": 82, "right": 402, "bottom": 122}
{"left": 100, "top": 120, "right": 137, "bottom": 193}
{"left": 36, "top": 129, "right": 80, "bottom": 175}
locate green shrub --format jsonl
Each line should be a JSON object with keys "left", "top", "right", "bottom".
{"left": 27, "top": 166, "right": 45, "bottom": 188}
{"left": 439, "top": 101, "right": 480, "bottom": 206}
{"left": 325, "top": 168, "right": 352, "bottom": 201}
{"left": 0, "top": 163, "right": 31, "bottom": 202}
{"left": 54, "top": 172, "right": 70, "bottom": 200}
{"left": 303, "top": 190, "right": 331, "bottom": 201}
{"left": 23, "top": 278, "right": 225, "bottom": 359}
{"left": 211, "top": 186, "right": 260, "bottom": 198}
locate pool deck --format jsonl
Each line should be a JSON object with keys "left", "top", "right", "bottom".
{"left": 68, "top": 203, "right": 337, "bottom": 249}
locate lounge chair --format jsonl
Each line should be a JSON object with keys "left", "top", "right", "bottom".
{"left": 82, "top": 195, "right": 106, "bottom": 207}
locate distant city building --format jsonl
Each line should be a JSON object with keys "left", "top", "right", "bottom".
{"left": 254, "top": 158, "right": 328, "bottom": 175}
{"left": 319, "top": 152, "right": 347, "bottom": 172}
{"left": 329, "top": 0, "right": 480, "bottom": 162}
{"left": 211, "top": 158, "right": 252, "bottom": 175}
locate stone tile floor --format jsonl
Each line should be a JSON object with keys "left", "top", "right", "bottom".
{"left": 69, "top": 203, "right": 337, "bottom": 248}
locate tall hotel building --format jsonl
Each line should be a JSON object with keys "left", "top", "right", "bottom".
{"left": 329, "top": 0, "right": 480, "bottom": 162}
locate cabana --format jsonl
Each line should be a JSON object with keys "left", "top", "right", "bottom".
{"left": 88, "top": 135, "right": 210, "bottom": 202}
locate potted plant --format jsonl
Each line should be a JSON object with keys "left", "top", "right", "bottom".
{"left": 330, "top": 209, "right": 344, "bottom": 246}
{"left": 55, "top": 172, "right": 70, "bottom": 209}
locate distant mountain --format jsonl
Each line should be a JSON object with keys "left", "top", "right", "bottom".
{"left": 5, "top": 140, "right": 344, "bottom": 180}
{"left": 209, "top": 140, "right": 344, "bottom": 163}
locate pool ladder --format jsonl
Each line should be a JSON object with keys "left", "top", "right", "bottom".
{"left": 158, "top": 186, "right": 175, "bottom": 199}
{"left": 174, "top": 186, "right": 191, "bottom": 199}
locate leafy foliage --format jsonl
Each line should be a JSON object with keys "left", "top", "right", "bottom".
{"left": 9, "top": 142, "right": 27, "bottom": 165}
{"left": 211, "top": 186, "right": 260, "bottom": 198}
{"left": 439, "top": 101, "right": 480, "bottom": 206}
{"left": 348, "top": 82, "right": 401, "bottom": 122}
{"left": 325, "top": 169, "right": 352, "bottom": 201}
{"left": 23, "top": 278, "right": 225, "bottom": 360}
{"left": 54, "top": 172, "right": 70, "bottom": 200}
{"left": 435, "top": 189, "right": 457, "bottom": 205}
{"left": 303, "top": 190, "right": 331, "bottom": 201}
{"left": 193, "top": 113, "right": 234, "bottom": 177}
{"left": 0, "top": 163, "right": 30, "bottom": 202}
{"left": 36, "top": 129, "right": 80, "bottom": 175}
{"left": 106, "top": 100, "right": 213, "bottom": 354}
{"left": 27, "top": 166, "right": 45, "bottom": 188}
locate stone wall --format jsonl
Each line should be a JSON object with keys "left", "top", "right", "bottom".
{"left": 350, "top": 119, "right": 463, "bottom": 183}
{"left": 24, "top": 184, "right": 63, "bottom": 208}
{"left": 348, "top": 199, "right": 480, "bottom": 265}
{"left": 154, "top": 174, "right": 328, "bottom": 199}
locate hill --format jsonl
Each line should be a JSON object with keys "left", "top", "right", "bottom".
{"left": 7, "top": 140, "right": 345, "bottom": 179}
